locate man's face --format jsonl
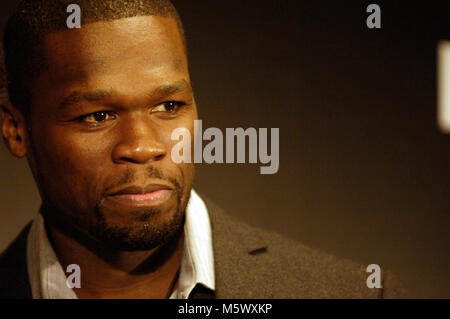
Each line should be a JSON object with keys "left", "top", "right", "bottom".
{"left": 24, "top": 16, "right": 196, "bottom": 250}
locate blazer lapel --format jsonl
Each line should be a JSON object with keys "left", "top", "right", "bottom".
{"left": 203, "top": 197, "right": 275, "bottom": 299}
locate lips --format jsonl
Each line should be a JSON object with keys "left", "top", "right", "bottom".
{"left": 106, "top": 184, "right": 174, "bottom": 206}
{"left": 108, "top": 184, "right": 171, "bottom": 196}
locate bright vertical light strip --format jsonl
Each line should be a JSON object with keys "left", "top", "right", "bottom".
{"left": 438, "top": 41, "right": 450, "bottom": 133}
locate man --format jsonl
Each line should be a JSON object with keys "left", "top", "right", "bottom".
{"left": 0, "top": 0, "right": 405, "bottom": 298}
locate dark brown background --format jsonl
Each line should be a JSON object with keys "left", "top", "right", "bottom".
{"left": 1, "top": 0, "right": 449, "bottom": 298}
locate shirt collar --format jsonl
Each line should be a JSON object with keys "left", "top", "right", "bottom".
{"left": 26, "top": 189, "right": 215, "bottom": 299}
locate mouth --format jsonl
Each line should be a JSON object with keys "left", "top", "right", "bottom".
{"left": 106, "top": 184, "right": 174, "bottom": 207}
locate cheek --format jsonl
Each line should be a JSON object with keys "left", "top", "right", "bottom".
{"left": 32, "top": 128, "right": 112, "bottom": 208}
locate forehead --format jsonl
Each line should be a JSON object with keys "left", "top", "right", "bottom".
{"left": 39, "top": 15, "right": 187, "bottom": 84}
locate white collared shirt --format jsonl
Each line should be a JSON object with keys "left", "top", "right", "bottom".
{"left": 26, "top": 189, "right": 215, "bottom": 299}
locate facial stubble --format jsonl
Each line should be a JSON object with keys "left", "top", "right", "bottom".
{"left": 92, "top": 188, "right": 186, "bottom": 251}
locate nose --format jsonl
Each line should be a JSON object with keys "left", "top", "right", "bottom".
{"left": 111, "top": 116, "right": 167, "bottom": 164}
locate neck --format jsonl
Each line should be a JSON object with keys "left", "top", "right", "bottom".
{"left": 47, "top": 221, "right": 184, "bottom": 299}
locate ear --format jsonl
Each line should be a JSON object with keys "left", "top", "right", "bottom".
{"left": 1, "top": 100, "right": 28, "bottom": 158}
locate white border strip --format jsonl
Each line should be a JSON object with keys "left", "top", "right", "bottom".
{"left": 438, "top": 40, "right": 450, "bottom": 133}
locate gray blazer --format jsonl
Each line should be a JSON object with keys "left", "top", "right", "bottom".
{"left": 0, "top": 198, "right": 406, "bottom": 298}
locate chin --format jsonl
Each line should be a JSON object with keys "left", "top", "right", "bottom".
{"left": 90, "top": 196, "right": 185, "bottom": 251}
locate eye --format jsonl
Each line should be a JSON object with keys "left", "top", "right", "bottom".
{"left": 80, "top": 111, "right": 116, "bottom": 125}
{"left": 152, "top": 101, "right": 186, "bottom": 113}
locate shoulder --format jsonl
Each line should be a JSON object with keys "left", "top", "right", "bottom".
{"left": 0, "top": 222, "right": 33, "bottom": 299}
{"left": 203, "top": 196, "right": 406, "bottom": 298}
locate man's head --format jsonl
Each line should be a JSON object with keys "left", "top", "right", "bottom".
{"left": 1, "top": 0, "right": 197, "bottom": 251}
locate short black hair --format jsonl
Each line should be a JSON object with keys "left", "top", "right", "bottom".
{"left": 1, "top": 0, "right": 185, "bottom": 112}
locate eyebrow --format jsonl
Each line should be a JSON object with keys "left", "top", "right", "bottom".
{"left": 152, "top": 79, "right": 192, "bottom": 97}
{"left": 57, "top": 80, "right": 192, "bottom": 111}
